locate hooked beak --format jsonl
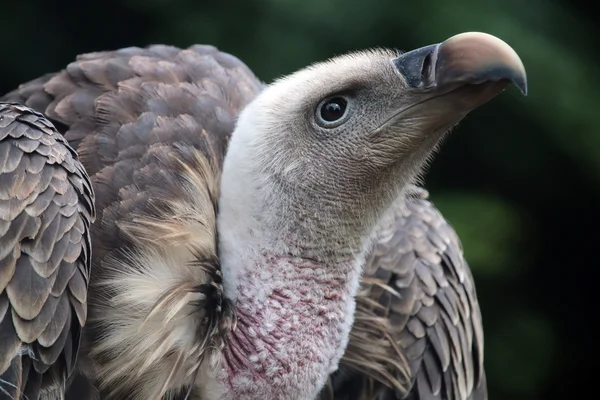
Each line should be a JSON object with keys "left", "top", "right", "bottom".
{"left": 393, "top": 32, "right": 527, "bottom": 103}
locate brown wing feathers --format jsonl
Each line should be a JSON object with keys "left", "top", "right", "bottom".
{"left": 0, "top": 103, "right": 95, "bottom": 398}
{"left": 327, "top": 188, "right": 487, "bottom": 400}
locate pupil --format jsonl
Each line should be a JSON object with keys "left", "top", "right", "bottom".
{"left": 321, "top": 97, "right": 347, "bottom": 122}
{"left": 327, "top": 103, "right": 340, "bottom": 113}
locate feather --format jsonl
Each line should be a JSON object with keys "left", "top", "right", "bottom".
{"left": 0, "top": 102, "right": 95, "bottom": 399}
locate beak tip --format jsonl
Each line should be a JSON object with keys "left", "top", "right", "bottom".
{"left": 515, "top": 70, "right": 528, "bottom": 95}
{"left": 507, "top": 67, "right": 528, "bottom": 96}
{"left": 440, "top": 31, "right": 528, "bottom": 96}
{"left": 498, "top": 68, "right": 528, "bottom": 95}
{"left": 518, "top": 80, "right": 528, "bottom": 96}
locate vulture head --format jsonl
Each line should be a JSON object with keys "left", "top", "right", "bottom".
{"left": 221, "top": 32, "right": 526, "bottom": 252}
{"left": 212, "top": 32, "right": 526, "bottom": 399}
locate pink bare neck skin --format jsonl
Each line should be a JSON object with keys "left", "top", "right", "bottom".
{"left": 215, "top": 253, "right": 360, "bottom": 399}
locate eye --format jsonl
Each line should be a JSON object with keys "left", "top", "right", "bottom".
{"left": 320, "top": 97, "right": 347, "bottom": 121}
{"left": 316, "top": 96, "right": 351, "bottom": 128}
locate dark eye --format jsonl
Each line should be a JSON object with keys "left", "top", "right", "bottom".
{"left": 320, "top": 97, "right": 347, "bottom": 121}
{"left": 316, "top": 96, "right": 351, "bottom": 128}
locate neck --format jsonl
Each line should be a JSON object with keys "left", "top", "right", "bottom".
{"left": 218, "top": 253, "right": 361, "bottom": 399}
{"left": 206, "top": 158, "right": 370, "bottom": 399}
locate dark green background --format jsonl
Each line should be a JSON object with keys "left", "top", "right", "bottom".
{"left": 2, "top": 1, "right": 594, "bottom": 398}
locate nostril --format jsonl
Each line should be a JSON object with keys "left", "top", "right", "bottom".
{"left": 392, "top": 44, "right": 440, "bottom": 88}
{"left": 421, "top": 53, "right": 433, "bottom": 84}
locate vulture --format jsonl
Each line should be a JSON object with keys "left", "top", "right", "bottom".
{"left": 0, "top": 32, "right": 527, "bottom": 400}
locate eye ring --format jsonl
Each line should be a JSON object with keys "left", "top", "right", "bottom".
{"left": 315, "top": 96, "right": 351, "bottom": 128}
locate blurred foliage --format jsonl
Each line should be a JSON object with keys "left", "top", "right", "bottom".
{"left": 432, "top": 193, "right": 530, "bottom": 277}
{"left": 1, "top": 0, "right": 595, "bottom": 398}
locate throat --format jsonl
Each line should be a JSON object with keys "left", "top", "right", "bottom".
{"left": 212, "top": 156, "right": 371, "bottom": 399}
{"left": 214, "top": 255, "right": 361, "bottom": 399}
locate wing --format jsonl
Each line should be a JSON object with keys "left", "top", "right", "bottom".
{"left": 0, "top": 103, "right": 95, "bottom": 399}
{"left": 2, "top": 45, "right": 263, "bottom": 399}
{"left": 322, "top": 187, "right": 487, "bottom": 400}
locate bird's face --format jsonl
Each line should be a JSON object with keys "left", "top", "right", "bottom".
{"left": 233, "top": 32, "right": 526, "bottom": 212}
